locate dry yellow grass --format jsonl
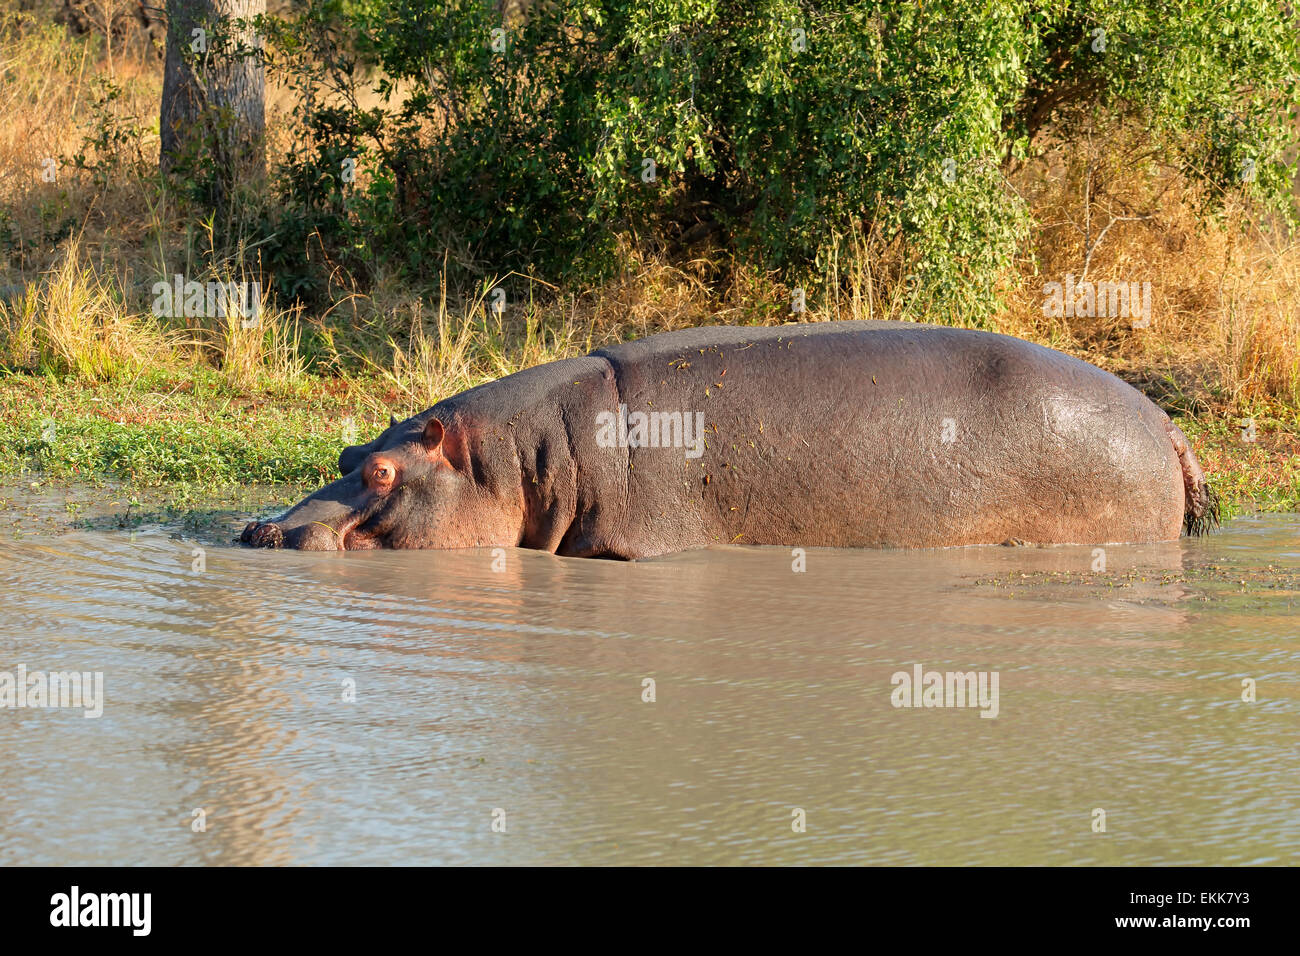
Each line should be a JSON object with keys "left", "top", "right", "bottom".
{"left": 0, "top": 240, "right": 180, "bottom": 382}
{"left": 993, "top": 125, "right": 1300, "bottom": 410}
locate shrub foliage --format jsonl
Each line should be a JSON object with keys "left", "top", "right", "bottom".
{"left": 261, "top": 0, "right": 1299, "bottom": 319}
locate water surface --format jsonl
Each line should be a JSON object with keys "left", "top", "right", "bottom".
{"left": 1, "top": 484, "right": 1297, "bottom": 865}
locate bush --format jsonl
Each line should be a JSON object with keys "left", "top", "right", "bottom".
{"left": 257, "top": 1, "right": 1300, "bottom": 320}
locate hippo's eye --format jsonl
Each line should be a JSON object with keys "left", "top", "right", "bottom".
{"left": 368, "top": 462, "right": 397, "bottom": 491}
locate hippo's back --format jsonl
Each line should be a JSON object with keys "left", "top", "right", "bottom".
{"left": 581, "top": 321, "right": 1184, "bottom": 553}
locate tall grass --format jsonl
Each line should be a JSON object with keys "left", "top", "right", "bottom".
{"left": 1220, "top": 239, "right": 1300, "bottom": 408}
{"left": 0, "top": 243, "right": 313, "bottom": 389}
{"left": 342, "top": 277, "right": 587, "bottom": 412}
{"left": 210, "top": 281, "right": 308, "bottom": 390}
{"left": 0, "top": 243, "right": 177, "bottom": 382}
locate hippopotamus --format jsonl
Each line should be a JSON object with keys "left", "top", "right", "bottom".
{"left": 240, "top": 320, "right": 1218, "bottom": 557}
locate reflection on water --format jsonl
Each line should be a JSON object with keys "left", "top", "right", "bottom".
{"left": 0, "top": 487, "right": 1297, "bottom": 865}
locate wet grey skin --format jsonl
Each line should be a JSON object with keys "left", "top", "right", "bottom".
{"left": 241, "top": 321, "right": 1218, "bottom": 557}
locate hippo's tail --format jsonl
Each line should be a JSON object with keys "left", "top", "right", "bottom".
{"left": 1166, "top": 421, "right": 1220, "bottom": 536}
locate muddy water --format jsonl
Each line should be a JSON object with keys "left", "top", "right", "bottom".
{"left": 0, "top": 485, "right": 1297, "bottom": 866}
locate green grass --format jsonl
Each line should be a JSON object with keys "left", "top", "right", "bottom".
{"left": 0, "top": 369, "right": 400, "bottom": 494}
{"left": 1179, "top": 409, "right": 1300, "bottom": 518}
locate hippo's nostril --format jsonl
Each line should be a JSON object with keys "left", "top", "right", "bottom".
{"left": 241, "top": 521, "right": 284, "bottom": 549}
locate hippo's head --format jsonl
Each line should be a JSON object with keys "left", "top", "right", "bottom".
{"left": 240, "top": 414, "right": 524, "bottom": 551}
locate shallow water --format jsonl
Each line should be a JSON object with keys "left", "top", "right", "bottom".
{"left": 0, "top": 484, "right": 1297, "bottom": 865}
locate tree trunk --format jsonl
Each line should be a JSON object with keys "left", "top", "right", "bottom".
{"left": 160, "top": 0, "right": 266, "bottom": 198}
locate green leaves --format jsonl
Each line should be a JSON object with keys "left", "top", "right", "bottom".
{"left": 265, "top": 0, "right": 1299, "bottom": 320}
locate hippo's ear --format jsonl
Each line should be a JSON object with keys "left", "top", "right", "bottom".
{"left": 338, "top": 443, "right": 366, "bottom": 475}
{"left": 390, "top": 413, "right": 400, "bottom": 428}
{"left": 422, "top": 417, "right": 470, "bottom": 471}
{"left": 422, "top": 417, "right": 444, "bottom": 450}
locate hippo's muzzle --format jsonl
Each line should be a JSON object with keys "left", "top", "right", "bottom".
{"left": 239, "top": 465, "right": 376, "bottom": 551}
{"left": 240, "top": 519, "right": 349, "bottom": 551}
{"left": 240, "top": 521, "right": 285, "bottom": 549}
